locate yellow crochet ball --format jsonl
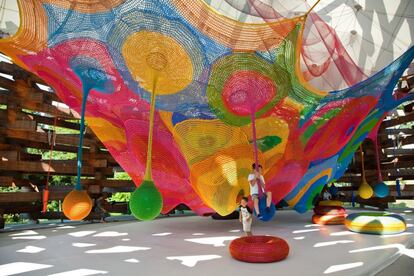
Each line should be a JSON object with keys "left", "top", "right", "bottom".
{"left": 358, "top": 182, "right": 373, "bottom": 199}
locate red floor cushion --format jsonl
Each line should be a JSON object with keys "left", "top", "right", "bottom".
{"left": 313, "top": 206, "right": 347, "bottom": 216}
{"left": 312, "top": 214, "right": 346, "bottom": 225}
{"left": 229, "top": 235, "right": 289, "bottom": 263}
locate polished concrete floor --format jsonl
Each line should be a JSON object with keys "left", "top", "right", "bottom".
{"left": 1, "top": 209, "right": 414, "bottom": 276}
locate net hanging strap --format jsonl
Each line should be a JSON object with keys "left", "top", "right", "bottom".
{"left": 250, "top": 109, "right": 264, "bottom": 197}
{"left": 75, "top": 86, "right": 90, "bottom": 191}
{"left": 393, "top": 131, "right": 402, "bottom": 196}
{"left": 359, "top": 145, "right": 366, "bottom": 180}
{"left": 144, "top": 76, "right": 158, "bottom": 181}
{"left": 42, "top": 114, "right": 58, "bottom": 212}
{"left": 373, "top": 135, "right": 383, "bottom": 182}
{"left": 304, "top": 0, "right": 321, "bottom": 17}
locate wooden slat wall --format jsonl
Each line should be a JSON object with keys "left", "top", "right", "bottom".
{"left": 0, "top": 61, "right": 133, "bottom": 225}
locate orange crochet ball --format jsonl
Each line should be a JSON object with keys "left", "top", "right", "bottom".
{"left": 62, "top": 190, "right": 93, "bottom": 220}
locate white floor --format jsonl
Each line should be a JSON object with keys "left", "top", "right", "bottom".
{"left": 1, "top": 209, "right": 414, "bottom": 276}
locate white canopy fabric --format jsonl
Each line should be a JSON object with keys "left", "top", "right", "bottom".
{"left": 204, "top": 0, "right": 414, "bottom": 90}
{"left": 0, "top": 0, "right": 19, "bottom": 35}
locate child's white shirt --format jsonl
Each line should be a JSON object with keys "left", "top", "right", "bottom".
{"left": 248, "top": 174, "right": 265, "bottom": 195}
{"left": 323, "top": 191, "right": 332, "bottom": 200}
{"left": 240, "top": 206, "right": 251, "bottom": 221}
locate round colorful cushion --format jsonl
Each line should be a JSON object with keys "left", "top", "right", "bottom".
{"left": 345, "top": 212, "right": 406, "bottom": 235}
{"left": 312, "top": 214, "right": 346, "bottom": 225}
{"left": 314, "top": 206, "right": 347, "bottom": 216}
{"left": 229, "top": 235, "right": 289, "bottom": 263}
{"left": 318, "top": 200, "right": 343, "bottom": 207}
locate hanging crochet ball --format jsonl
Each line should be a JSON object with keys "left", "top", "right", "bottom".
{"left": 129, "top": 180, "right": 163, "bottom": 221}
{"left": 358, "top": 181, "right": 373, "bottom": 199}
{"left": 62, "top": 190, "right": 93, "bottom": 220}
{"left": 374, "top": 182, "right": 389, "bottom": 198}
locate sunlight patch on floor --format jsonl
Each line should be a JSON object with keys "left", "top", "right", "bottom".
{"left": 48, "top": 268, "right": 107, "bottom": 276}
{"left": 72, "top": 243, "right": 96, "bottom": 248}
{"left": 152, "top": 232, "right": 172, "bottom": 236}
{"left": 324, "top": 262, "right": 363, "bottom": 274}
{"left": 0, "top": 262, "right": 52, "bottom": 276}
{"left": 330, "top": 231, "right": 357, "bottom": 236}
{"left": 304, "top": 224, "right": 321, "bottom": 228}
{"left": 56, "top": 226, "right": 76, "bottom": 229}
{"left": 12, "top": 236, "right": 46, "bottom": 240}
{"left": 380, "top": 232, "right": 413, "bottom": 238}
{"left": 16, "top": 246, "right": 45, "bottom": 253}
{"left": 93, "top": 231, "right": 128, "bottom": 237}
{"left": 166, "top": 255, "right": 222, "bottom": 267}
{"left": 314, "top": 240, "right": 354, "bottom": 248}
{"left": 85, "top": 246, "right": 151, "bottom": 254}
{"left": 293, "top": 229, "right": 320, "bottom": 234}
{"left": 185, "top": 236, "right": 238, "bottom": 247}
{"left": 350, "top": 244, "right": 414, "bottom": 258}
{"left": 9, "top": 230, "right": 38, "bottom": 236}
{"left": 124, "top": 259, "right": 140, "bottom": 263}
{"left": 68, "top": 231, "right": 96, "bottom": 237}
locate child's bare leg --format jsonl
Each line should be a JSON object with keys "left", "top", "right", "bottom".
{"left": 254, "top": 197, "right": 260, "bottom": 214}
{"left": 246, "top": 231, "right": 252, "bottom": 236}
{"left": 266, "top": 191, "right": 272, "bottom": 208}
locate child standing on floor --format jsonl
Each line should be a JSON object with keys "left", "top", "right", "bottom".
{"left": 239, "top": 197, "right": 253, "bottom": 236}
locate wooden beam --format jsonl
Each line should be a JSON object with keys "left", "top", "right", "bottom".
{"left": 12, "top": 140, "right": 80, "bottom": 153}
{"left": 0, "top": 177, "right": 135, "bottom": 189}
{"left": 381, "top": 113, "right": 414, "bottom": 129}
{"left": 0, "top": 61, "right": 47, "bottom": 86}
{"left": 0, "top": 189, "right": 70, "bottom": 202}
{"left": 0, "top": 203, "right": 42, "bottom": 214}
{"left": 403, "top": 102, "right": 414, "bottom": 113}
{"left": 381, "top": 135, "right": 414, "bottom": 149}
{"left": 350, "top": 160, "right": 414, "bottom": 171}
{"left": 383, "top": 148, "right": 414, "bottom": 156}
{"left": 0, "top": 76, "right": 44, "bottom": 103}
{"left": 0, "top": 160, "right": 113, "bottom": 176}
{"left": 0, "top": 128, "right": 96, "bottom": 148}
{"left": 8, "top": 120, "right": 37, "bottom": 131}
{"left": 80, "top": 179, "right": 135, "bottom": 188}
{"left": 0, "top": 151, "right": 18, "bottom": 161}
{"left": 36, "top": 115, "right": 80, "bottom": 131}
{"left": 0, "top": 93, "right": 76, "bottom": 119}
{"left": 337, "top": 196, "right": 396, "bottom": 204}
{"left": 105, "top": 203, "right": 128, "bottom": 213}
{"left": 379, "top": 128, "right": 414, "bottom": 136}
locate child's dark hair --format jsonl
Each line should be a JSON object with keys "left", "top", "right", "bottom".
{"left": 252, "top": 163, "right": 263, "bottom": 169}
{"left": 241, "top": 196, "right": 249, "bottom": 202}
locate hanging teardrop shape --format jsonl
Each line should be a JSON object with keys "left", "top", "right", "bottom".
{"left": 62, "top": 190, "right": 93, "bottom": 220}
{"left": 374, "top": 182, "right": 389, "bottom": 198}
{"left": 129, "top": 180, "right": 163, "bottom": 221}
{"left": 358, "top": 180, "right": 373, "bottom": 199}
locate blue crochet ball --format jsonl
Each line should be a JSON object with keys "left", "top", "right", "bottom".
{"left": 374, "top": 182, "right": 389, "bottom": 198}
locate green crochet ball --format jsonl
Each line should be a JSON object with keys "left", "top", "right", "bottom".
{"left": 129, "top": 180, "right": 163, "bottom": 221}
